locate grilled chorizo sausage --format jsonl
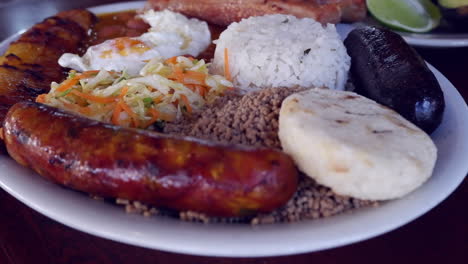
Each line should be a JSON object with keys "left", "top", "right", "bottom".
{"left": 2, "top": 102, "right": 298, "bottom": 217}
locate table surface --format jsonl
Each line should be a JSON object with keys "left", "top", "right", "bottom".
{"left": 0, "top": 1, "right": 467, "bottom": 263}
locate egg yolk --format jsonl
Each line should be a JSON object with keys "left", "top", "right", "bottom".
{"left": 100, "top": 37, "right": 151, "bottom": 58}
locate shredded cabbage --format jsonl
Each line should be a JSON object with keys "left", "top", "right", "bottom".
{"left": 37, "top": 56, "right": 233, "bottom": 129}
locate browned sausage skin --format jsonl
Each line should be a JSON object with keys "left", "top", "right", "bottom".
{"left": 3, "top": 102, "right": 298, "bottom": 217}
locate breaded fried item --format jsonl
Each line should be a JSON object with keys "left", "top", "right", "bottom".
{"left": 0, "top": 9, "right": 96, "bottom": 125}
{"left": 147, "top": 0, "right": 366, "bottom": 25}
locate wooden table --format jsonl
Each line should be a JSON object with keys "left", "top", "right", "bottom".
{"left": 0, "top": 1, "right": 467, "bottom": 263}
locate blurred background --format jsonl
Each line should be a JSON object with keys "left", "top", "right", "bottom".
{"left": 0, "top": 0, "right": 142, "bottom": 40}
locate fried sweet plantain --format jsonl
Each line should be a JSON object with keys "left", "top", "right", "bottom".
{"left": 0, "top": 9, "right": 96, "bottom": 125}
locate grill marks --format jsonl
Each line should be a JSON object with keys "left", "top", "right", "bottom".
{"left": 0, "top": 9, "right": 96, "bottom": 126}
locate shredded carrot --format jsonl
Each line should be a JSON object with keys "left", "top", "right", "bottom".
{"left": 69, "top": 90, "right": 117, "bottom": 104}
{"left": 82, "top": 70, "right": 100, "bottom": 75}
{"left": 77, "top": 106, "right": 92, "bottom": 115}
{"left": 143, "top": 108, "right": 160, "bottom": 128}
{"left": 165, "top": 56, "right": 178, "bottom": 64}
{"left": 119, "top": 101, "right": 139, "bottom": 127}
{"left": 61, "top": 102, "right": 92, "bottom": 115}
{"left": 183, "top": 70, "right": 206, "bottom": 85}
{"left": 36, "top": 94, "right": 47, "bottom": 103}
{"left": 74, "top": 96, "right": 88, "bottom": 107}
{"left": 153, "top": 95, "right": 164, "bottom": 104}
{"left": 56, "top": 71, "right": 101, "bottom": 93}
{"left": 119, "top": 86, "right": 129, "bottom": 98}
{"left": 224, "top": 48, "right": 232, "bottom": 82}
{"left": 112, "top": 103, "right": 122, "bottom": 125}
{"left": 179, "top": 94, "right": 192, "bottom": 114}
{"left": 116, "top": 86, "right": 140, "bottom": 127}
{"left": 100, "top": 103, "right": 116, "bottom": 113}
{"left": 185, "top": 84, "right": 196, "bottom": 92}
{"left": 56, "top": 78, "right": 80, "bottom": 93}
{"left": 167, "top": 65, "right": 184, "bottom": 82}
{"left": 119, "top": 101, "right": 137, "bottom": 118}
{"left": 197, "top": 86, "right": 204, "bottom": 97}
{"left": 61, "top": 102, "right": 76, "bottom": 110}
{"left": 149, "top": 108, "right": 159, "bottom": 119}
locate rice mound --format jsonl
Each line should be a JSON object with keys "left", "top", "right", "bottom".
{"left": 211, "top": 14, "right": 351, "bottom": 92}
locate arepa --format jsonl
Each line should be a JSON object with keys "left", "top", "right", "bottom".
{"left": 278, "top": 88, "right": 437, "bottom": 200}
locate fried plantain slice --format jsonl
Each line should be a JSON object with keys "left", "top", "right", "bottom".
{"left": 0, "top": 9, "right": 97, "bottom": 125}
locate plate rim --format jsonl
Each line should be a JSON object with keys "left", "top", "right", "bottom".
{"left": 401, "top": 34, "right": 468, "bottom": 48}
{"left": 353, "top": 18, "right": 468, "bottom": 48}
{"left": 0, "top": 1, "right": 467, "bottom": 257}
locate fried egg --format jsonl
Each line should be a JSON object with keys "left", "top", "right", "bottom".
{"left": 59, "top": 10, "right": 211, "bottom": 76}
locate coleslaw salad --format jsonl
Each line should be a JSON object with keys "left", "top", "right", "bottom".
{"left": 37, "top": 55, "right": 233, "bottom": 128}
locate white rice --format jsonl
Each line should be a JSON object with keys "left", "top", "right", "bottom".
{"left": 211, "top": 14, "right": 351, "bottom": 93}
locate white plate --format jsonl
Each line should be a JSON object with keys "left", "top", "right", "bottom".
{"left": 398, "top": 31, "right": 468, "bottom": 48}
{"left": 0, "top": 1, "right": 467, "bottom": 257}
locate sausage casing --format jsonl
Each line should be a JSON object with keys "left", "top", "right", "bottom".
{"left": 3, "top": 102, "right": 298, "bottom": 217}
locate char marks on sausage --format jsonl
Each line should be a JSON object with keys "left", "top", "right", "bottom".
{"left": 2, "top": 101, "right": 298, "bottom": 217}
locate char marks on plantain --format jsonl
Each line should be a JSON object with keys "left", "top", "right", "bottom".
{"left": 0, "top": 9, "right": 96, "bottom": 125}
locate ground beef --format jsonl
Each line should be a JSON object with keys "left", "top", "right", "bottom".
{"left": 120, "top": 87, "right": 378, "bottom": 224}
{"left": 164, "top": 87, "right": 305, "bottom": 149}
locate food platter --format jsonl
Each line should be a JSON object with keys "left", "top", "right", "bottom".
{"left": 0, "top": 1, "right": 467, "bottom": 257}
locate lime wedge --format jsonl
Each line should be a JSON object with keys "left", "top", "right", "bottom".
{"left": 367, "top": 0, "right": 442, "bottom": 33}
